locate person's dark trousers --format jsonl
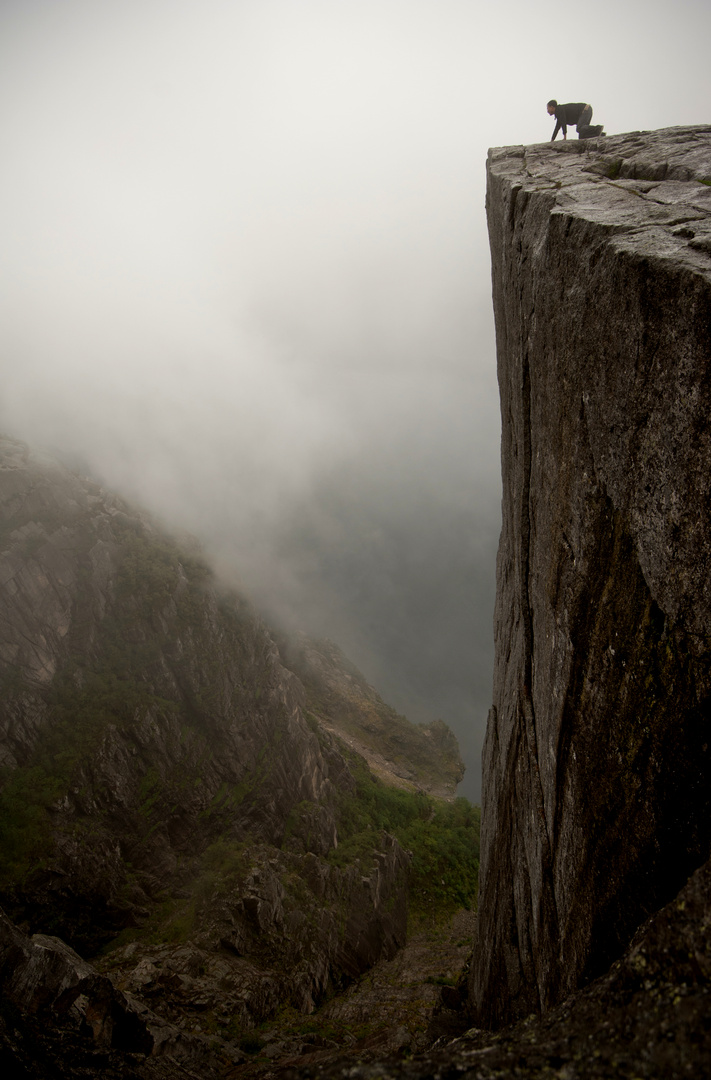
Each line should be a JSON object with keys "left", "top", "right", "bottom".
{"left": 576, "top": 104, "right": 593, "bottom": 137}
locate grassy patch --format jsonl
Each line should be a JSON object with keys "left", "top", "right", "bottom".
{"left": 0, "top": 765, "right": 63, "bottom": 881}
{"left": 329, "top": 754, "right": 480, "bottom": 925}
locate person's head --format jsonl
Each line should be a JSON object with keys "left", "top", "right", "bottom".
{"left": 547, "top": 99, "right": 557, "bottom": 115}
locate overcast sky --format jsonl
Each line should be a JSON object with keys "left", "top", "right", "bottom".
{"left": 1, "top": 0, "right": 709, "bottom": 800}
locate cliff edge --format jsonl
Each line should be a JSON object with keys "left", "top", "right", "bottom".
{"left": 472, "top": 126, "right": 711, "bottom": 1027}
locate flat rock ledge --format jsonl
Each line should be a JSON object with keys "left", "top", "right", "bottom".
{"left": 489, "top": 125, "right": 711, "bottom": 260}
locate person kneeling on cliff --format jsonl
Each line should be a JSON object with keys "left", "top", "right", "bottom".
{"left": 547, "top": 100, "right": 602, "bottom": 140}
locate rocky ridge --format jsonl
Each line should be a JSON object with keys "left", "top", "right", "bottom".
{"left": 0, "top": 434, "right": 342, "bottom": 945}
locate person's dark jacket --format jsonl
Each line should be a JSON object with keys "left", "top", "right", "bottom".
{"left": 551, "top": 102, "right": 587, "bottom": 140}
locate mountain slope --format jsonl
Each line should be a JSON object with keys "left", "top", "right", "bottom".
{"left": 279, "top": 633, "right": 464, "bottom": 799}
{"left": 0, "top": 432, "right": 473, "bottom": 1071}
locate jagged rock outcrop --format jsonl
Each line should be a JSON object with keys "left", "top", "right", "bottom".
{"left": 97, "top": 834, "right": 410, "bottom": 1029}
{"left": 472, "top": 126, "right": 711, "bottom": 1028}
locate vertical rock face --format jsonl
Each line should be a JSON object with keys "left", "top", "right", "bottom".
{"left": 472, "top": 127, "right": 711, "bottom": 1027}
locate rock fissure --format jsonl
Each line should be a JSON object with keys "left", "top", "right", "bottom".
{"left": 519, "top": 341, "right": 560, "bottom": 1013}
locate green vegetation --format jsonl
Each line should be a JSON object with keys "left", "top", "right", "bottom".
{"left": 329, "top": 754, "right": 480, "bottom": 926}
{"left": 0, "top": 765, "right": 62, "bottom": 881}
{"left": 402, "top": 798, "right": 480, "bottom": 923}
{"left": 230, "top": 1002, "right": 387, "bottom": 1058}
{"left": 103, "top": 837, "right": 252, "bottom": 955}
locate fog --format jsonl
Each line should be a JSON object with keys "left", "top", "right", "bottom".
{"left": 1, "top": 0, "right": 709, "bottom": 800}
